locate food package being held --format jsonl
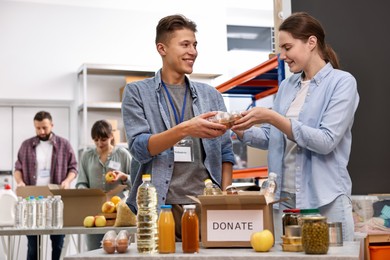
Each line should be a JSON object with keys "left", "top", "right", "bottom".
{"left": 207, "top": 111, "right": 242, "bottom": 128}
{"left": 114, "top": 201, "right": 136, "bottom": 227}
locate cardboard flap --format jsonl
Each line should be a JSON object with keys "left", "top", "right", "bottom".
{"left": 50, "top": 188, "right": 105, "bottom": 197}
{"left": 196, "top": 192, "right": 267, "bottom": 206}
{"left": 187, "top": 196, "right": 201, "bottom": 204}
{"left": 16, "top": 186, "right": 53, "bottom": 198}
{"left": 106, "top": 184, "right": 127, "bottom": 197}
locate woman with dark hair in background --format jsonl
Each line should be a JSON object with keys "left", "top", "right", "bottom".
{"left": 76, "top": 120, "right": 132, "bottom": 250}
{"left": 232, "top": 12, "right": 359, "bottom": 241}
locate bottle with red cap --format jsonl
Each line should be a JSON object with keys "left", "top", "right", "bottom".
{"left": 0, "top": 184, "right": 18, "bottom": 227}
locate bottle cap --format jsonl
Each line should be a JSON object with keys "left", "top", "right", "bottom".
{"left": 161, "top": 205, "right": 172, "bottom": 209}
{"left": 183, "top": 204, "right": 196, "bottom": 210}
{"left": 300, "top": 208, "right": 320, "bottom": 214}
{"left": 204, "top": 179, "right": 212, "bottom": 185}
{"left": 283, "top": 208, "right": 300, "bottom": 213}
{"left": 268, "top": 172, "right": 277, "bottom": 178}
{"left": 142, "top": 174, "right": 151, "bottom": 181}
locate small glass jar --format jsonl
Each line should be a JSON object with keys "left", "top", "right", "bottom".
{"left": 282, "top": 208, "right": 300, "bottom": 236}
{"left": 301, "top": 216, "right": 329, "bottom": 254}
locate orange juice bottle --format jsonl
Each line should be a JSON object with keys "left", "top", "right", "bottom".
{"left": 181, "top": 204, "right": 199, "bottom": 253}
{"left": 158, "top": 205, "right": 175, "bottom": 253}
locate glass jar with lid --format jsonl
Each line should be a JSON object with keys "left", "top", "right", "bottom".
{"left": 298, "top": 208, "right": 321, "bottom": 226}
{"left": 282, "top": 209, "right": 300, "bottom": 236}
{"left": 301, "top": 215, "right": 329, "bottom": 254}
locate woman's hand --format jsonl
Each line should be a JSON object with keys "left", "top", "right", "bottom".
{"left": 231, "top": 107, "right": 271, "bottom": 131}
{"left": 106, "top": 171, "right": 129, "bottom": 183}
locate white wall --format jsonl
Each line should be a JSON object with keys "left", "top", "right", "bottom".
{"left": 0, "top": 0, "right": 230, "bottom": 101}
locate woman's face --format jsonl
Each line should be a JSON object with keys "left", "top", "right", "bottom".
{"left": 93, "top": 136, "right": 112, "bottom": 151}
{"left": 278, "top": 31, "right": 313, "bottom": 73}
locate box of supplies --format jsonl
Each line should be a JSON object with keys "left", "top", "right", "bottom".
{"left": 189, "top": 192, "right": 281, "bottom": 247}
{"left": 16, "top": 185, "right": 126, "bottom": 227}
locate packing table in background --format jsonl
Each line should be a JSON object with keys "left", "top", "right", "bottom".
{"left": 0, "top": 226, "right": 137, "bottom": 260}
{"left": 64, "top": 241, "right": 362, "bottom": 260}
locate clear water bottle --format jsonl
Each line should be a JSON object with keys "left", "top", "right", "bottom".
{"left": 260, "top": 172, "right": 277, "bottom": 201}
{"left": 52, "top": 195, "right": 64, "bottom": 229}
{"left": 45, "top": 195, "right": 53, "bottom": 228}
{"left": 14, "top": 196, "right": 24, "bottom": 228}
{"left": 203, "top": 179, "right": 223, "bottom": 195}
{"left": 22, "top": 197, "right": 28, "bottom": 228}
{"left": 36, "top": 195, "right": 46, "bottom": 229}
{"left": 26, "top": 196, "right": 36, "bottom": 229}
{"left": 136, "top": 174, "right": 159, "bottom": 254}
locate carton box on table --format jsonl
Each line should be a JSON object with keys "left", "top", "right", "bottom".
{"left": 16, "top": 184, "right": 126, "bottom": 227}
{"left": 189, "top": 192, "right": 281, "bottom": 248}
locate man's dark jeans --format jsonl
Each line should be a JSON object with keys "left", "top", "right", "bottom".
{"left": 27, "top": 235, "right": 64, "bottom": 260}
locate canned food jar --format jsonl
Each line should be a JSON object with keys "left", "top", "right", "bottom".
{"left": 282, "top": 209, "right": 300, "bottom": 235}
{"left": 298, "top": 208, "right": 321, "bottom": 226}
{"left": 301, "top": 216, "right": 329, "bottom": 254}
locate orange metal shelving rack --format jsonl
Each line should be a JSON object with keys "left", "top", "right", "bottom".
{"left": 216, "top": 55, "right": 285, "bottom": 180}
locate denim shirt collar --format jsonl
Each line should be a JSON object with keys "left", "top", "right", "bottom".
{"left": 154, "top": 69, "right": 198, "bottom": 100}
{"left": 295, "top": 62, "right": 334, "bottom": 89}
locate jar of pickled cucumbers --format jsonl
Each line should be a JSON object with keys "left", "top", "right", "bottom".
{"left": 301, "top": 216, "right": 329, "bottom": 254}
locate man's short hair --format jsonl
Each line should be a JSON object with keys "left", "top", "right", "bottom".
{"left": 155, "top": 14, "right": 197, "bottom": 45}
{"left": 34, "top": 111, "right": 52, "bottom": 122}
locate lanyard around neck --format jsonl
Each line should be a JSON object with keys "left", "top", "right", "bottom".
{"left": 161, "top": 80, "right": 188, "bottom": 125}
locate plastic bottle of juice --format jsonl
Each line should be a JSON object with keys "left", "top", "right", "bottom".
{"left": 158, "top": 205, "right": 175, "bottom": 253}
{"left": 181, "top": 204, "right": 199, "bottom": 253}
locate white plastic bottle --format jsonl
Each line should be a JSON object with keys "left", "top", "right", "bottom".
{"left": 26, "top": 196, "right": 37, "bottom": 229}
{"left": 52, "top": 195, "right": 64, "bottom": 228}
{"left": 136, "top": 174, "right": 158, "bottom": 254}
{"left": 0, "top": 184, "right": 18, "bottom": 227}
{"left": 45, "top": 195, "right": 53, "bottom": 228}
{"left": 36, "top": 195, "right": 46, "bottom": 229}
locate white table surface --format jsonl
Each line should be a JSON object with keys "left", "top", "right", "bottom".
{"left": 64, "top": 241, "right": 361, "bottom": 260}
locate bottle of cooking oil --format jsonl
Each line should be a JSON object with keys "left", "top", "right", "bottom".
{"left": 136, "top": 174, "right": 159, "bottom": 254}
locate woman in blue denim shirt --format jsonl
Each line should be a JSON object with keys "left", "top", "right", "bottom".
{"left": 122, "top": 14, "right": 235, "bottom": 240}
{"left": 232, "top": 12, "right": 359, "bottom": 242}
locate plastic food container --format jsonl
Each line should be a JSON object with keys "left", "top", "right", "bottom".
{"left": 285, "top": 225, "right": 301, "bottom": 237}
{"left": 102, "top": 230, "right": 117, "bottom": 254}
{"left": 207, "top": 111, "right": 242, "bottom": 128}
{"left": 116, "top": 230, "right": 130, "bottom": 253}
{"left": 281, "top": 235, "right": 302, "bottom": 245}
{"left": 281, "top": 243, "right": 304, "bottom": 252}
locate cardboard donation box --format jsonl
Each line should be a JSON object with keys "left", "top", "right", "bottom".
{"left": 189, "top": 192, "right": 278, "bottom": 248}
{"left": 16, "top": 185, "right": 126, "bottom": 227}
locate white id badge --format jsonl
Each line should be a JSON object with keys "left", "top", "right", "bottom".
{"left": 108, "top": 161, "right": 121, "bottom": 170}
{"left": 36, "top": 169, "right": 50, "bottom": 186}
{"left": 174, "top": 138, "right": 194, "bottom": 162}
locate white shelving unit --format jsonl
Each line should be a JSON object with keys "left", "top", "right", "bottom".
{"left": 76, "top": 63, "right": 222, "bottom": 153}
{"left": 76, "top": 63, "right": 155, "bottom": 152}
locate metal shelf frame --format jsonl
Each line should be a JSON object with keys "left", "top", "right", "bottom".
{"left": 216, "top": 56, "right": 285, "bottom": 180}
